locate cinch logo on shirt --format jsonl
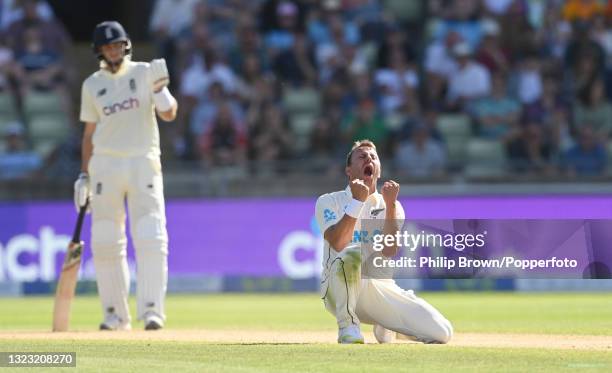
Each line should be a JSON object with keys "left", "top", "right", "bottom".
{"left": 102, "top": 97, "right": 140, "bottom": 116}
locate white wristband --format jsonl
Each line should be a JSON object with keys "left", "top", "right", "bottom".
{"left": 345, "top": 199, "right": 364, "bottom": 218}
{"left": 153, "top": 87, "right": 176, "bottom": 112}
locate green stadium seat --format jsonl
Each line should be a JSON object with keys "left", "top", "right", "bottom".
{"left": 282, "top": 87, "right": 320, "bottom": 117}
{"left": 0, "top": 93, "right": 19, "bottom": 127}
{"left": 23, "top": 92, "right": 64, "bottom": 119}
{"left": 289, "top": 114, "right": 316, "bottom": 153}
{"left": 28, "top": 116, "right": 69, "bottom": 142}
{"left": 437, "top": 114, "right": 472, "bottom": 169}
{"left": 436, "top": 114, "right": 472, "bottom": 138}
{"left": 465, "top": 138, "right": 506, "bottom": 177}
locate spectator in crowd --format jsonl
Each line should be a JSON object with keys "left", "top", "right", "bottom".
{"left": 310, "top": 115, "right": 340, "bottom": 163}
{"left": 13, "top": 25, "right": 64, "bottom": 93}
{"left": 516, "top": 53, "right": 544, "bottom": 104}
{"left": 431, "top": 0, "right": 483, "bottom": 51}
{"left": 472, "top": 73, "right": 520, "bottom": 139}
{"left": 149, "top": 0, "right": 200, "bottom": 87}
{"left": 249, "top": 104, "right": 293, "bottom": 163}
{"left": 5, "top": 0, "right": 71, "bottom": 56}
{"left": 563, "top": 125, "right": 607, "bottom": 176}
{"left": 574, "top": 78, "right": 612, "bottom": 141}
{"left": 342, "top": 98, "right": 388, "bottom": 148}
{"left": 395, "top": 124, "right": 446, "bottom": 178}
{"left": 0, "top": 0, "right": 54, "bottom": 31}
{"left": 308, "top": 2, "right": 360, "bottom": 49}
{"left": 374, "top": 48, "right": 419, "bottom": 116}
{"left": 562, "top": 0, "right": 604, "bottom": 22}
{"left": 272, "top": 33, "right": 317, "bottom": 86}
{"left": 0, "top": 37, "right": 16, "bottom": 93}
{"left": 198, "top": 102, "right": 247, "bottom": 167}
{"left": 506, "top": 122, "right": 554, "bottom": 174}
{"left": 190, "top": 81, "right": 245, "bottom": 138}
{"left": 261, "top": 1, "right": 305, "bottom": 54}
{"left": 475, "top": 19, "right": 510, "bottom": 74}
{"left": 446, "top": 42, "right": 491, "bottom": 111}
{"left": 228, "top": 17, "right": 270, "bottom": 76}
{"left": 0, "top": 122, "right": 42, "bottom": 180}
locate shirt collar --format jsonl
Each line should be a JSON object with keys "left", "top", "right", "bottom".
{"left": 100, "top": 60, "right": 131, "bottom": 78}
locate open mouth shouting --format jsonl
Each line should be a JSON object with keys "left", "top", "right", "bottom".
{"left": 363, "top": 164, "right": 374, "bottom": 179}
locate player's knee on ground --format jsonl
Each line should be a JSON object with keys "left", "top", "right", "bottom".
{"left": 132, "top": 214, "right": 168, "bottom": 254}
{"left": 91, "top": 220, "right": 127, "bottom": 259}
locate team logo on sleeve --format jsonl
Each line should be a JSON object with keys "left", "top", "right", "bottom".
{"left": 129, "top": 79, "right": 136, "bottom": 92}
{"left": 323, "top": 209, "right": 337, "bottom": 223}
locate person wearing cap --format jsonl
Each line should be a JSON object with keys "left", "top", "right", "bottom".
{"left": 447, "top": 41, "right": 491, "bottom": 110}
{"left": 0, "top": 122, "right": 42, "bottom": 180}
{"left": 74, "top": 21, "right": 178, "bottom": 331}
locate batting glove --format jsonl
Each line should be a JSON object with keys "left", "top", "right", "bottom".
{"left": 73, "top": 172, "right": 91, "bottom": 213}
{"left": 150, "top": 58, "right": 170, "bottom": 92}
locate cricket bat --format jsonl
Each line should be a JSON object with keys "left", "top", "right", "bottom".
{"left": 52, "top": 202, "right": 88, "bottom": 332}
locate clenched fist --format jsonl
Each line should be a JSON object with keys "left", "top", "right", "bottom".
{"left": 381, "top": 180, "right": 400, "bottom": 207}
{"left": 350, "top": 179, "right": 370, "bottom": 202}
{"left": 150, "top": 58, "right": 169, "bottom": 92}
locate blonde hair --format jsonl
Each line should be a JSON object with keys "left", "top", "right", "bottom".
{"left": 346, "top": 139, "right": 376, "bottom": 166}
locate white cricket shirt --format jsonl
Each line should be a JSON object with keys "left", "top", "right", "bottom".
{"left": 80, "top": 60, "right": 160, "bottom": 157}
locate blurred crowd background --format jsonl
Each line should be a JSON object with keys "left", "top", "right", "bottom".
{"left": 2, "top": 0, "right": 612, "bottom": 198}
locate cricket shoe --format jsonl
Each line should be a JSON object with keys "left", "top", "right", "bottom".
{"left": 373, "top": 324, "right": 395, "bottom": 344}
{"left": 144, "top": 311, "right": 164, "bottom": 330}
{"left": 338, "top": 325, "right": 364, "bottom": 344}
{"left": 99, "top": 314, "right": 131, "bottom": 331}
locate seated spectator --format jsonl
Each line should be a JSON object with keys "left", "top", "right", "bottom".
{"left": 198, "top": 103, "right": 247, "bottom": 167}
{"left": 13, "top": 25, "right": 64, "bottom": 93}
{"left": 272, "top": 33, "right": 317, "bottom": 87}
{"left": 0, "top": 0, "right": 54, "bottom": 31}
{"left": 562, "top": 0, "right": 604, "bottom": 22}
{"left": 228, "top": 18, "right": 269, "bottom": 76}
{"left": 515, "top": 54, "right": 543, "bottom": 105}
{"left": 0, "top": 37, "right": 16, "bottom": 93}
{"left": 249, "top": 104, "right": 293, "bottom": 162}
{"left": 149, "top": 0, "right": 199, "bottom": 87}
{"left": 472, "top": 73, "right": 520, "bottom": 139}
{"left": 574, "top": 79, "right": 612, "bottom": 141}
{"left": 308, "top": 4, "right": 359, "bottom": 49}
{"left": 310, "top": 115, "right": 340, "bottom": 161}
{"left": 262, "top": 1, "right": 304, "bottom": 54}
{"left": 431, "top": 0, "right": 483, "bottom": 50}
{"left": 563, "top": 126, "right": 607, "bottom": 176}
{"left": 506, "top": 122, "right": 554, "bottom": 174}
{"left": 446, "top": 42, "right": 491, "bottom": 111}
{"left": 6, "top": 0, "right": 70, "bottom": 55}
{"left": 0, "top": 122, "right": 42, "bottom": 180}
{"left": 475, "top": 19, "right": 509, "bottom": 74}
{"left": 342, "top": 99, "right": 388, "bottom": 148}
{"left": 375, "top": 49, "right": 419, "bottom": 116}
{"left": 395, "top": 124, "right": 446, "bottom": 178}
{"left": 190, "top": 81, "right": 245, "bottom": 137}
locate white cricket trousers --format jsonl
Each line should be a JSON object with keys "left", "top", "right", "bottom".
{"left": 88, "top": 153, "right": 168, "bottom": 325}
{"left": 322, "top": 247, "right": 453, "bottom": 343}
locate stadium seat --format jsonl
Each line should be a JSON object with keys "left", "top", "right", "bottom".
{"left": 23, "top": 92, "right": 65, "bottom": 120}
{"left": 436, "top": 114, "right": 472, "bottom": 138}
{"left": 606, "top": 141, "right": 612, "bottom": 174}
{"left": 437, "top": 114, "right": 472, "bottom": 168}
{"left": 465, "top": 138, "right": 506, "bottom": 177}
{"left": 282, "top": 87, "right": 320, "bottom": 117}
{"left": 0, "top": 93, "right": 19, "bottom": 129}
{"left": 289, "top": 114, "right": 316, "bottom": 153}
{"left": 28, "top": 116, "right": 70, "bottom": 143}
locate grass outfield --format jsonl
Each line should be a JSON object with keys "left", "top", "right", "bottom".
{"left": 0, "top": 293, "right": 611, "bottom": 372}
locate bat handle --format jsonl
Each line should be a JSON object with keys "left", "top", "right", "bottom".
{"left": 72, "top": 199, "right": 89, "bottom": 243}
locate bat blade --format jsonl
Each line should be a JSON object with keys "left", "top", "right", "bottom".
{"left": 52, "top": 241, "right": 83, "bottom": 332}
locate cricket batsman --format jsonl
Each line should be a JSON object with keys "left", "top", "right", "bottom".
{"left": 74, "top": 21, "right": 178, "bottom": 330}
{"left": 315, "top": 140, "right": 453, "bottom": 343}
